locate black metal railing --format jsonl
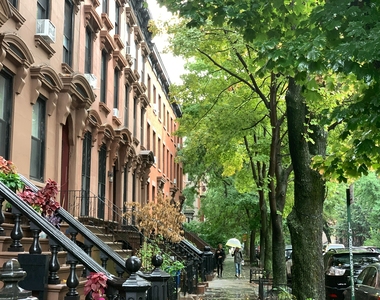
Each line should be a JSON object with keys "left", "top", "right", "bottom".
{"left": 60, "top": 188, "right": 142, "bottom": 251}
{"left": 3, "top": 175, "right": 213, "bottom": 299}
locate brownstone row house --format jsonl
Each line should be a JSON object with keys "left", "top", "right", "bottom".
{"left": 0, "top": 0, "right": 184, "bottom": 225}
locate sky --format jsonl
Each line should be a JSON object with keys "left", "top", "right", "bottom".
{"left": 146, "top": 0, "right": 185, "bottom": 84}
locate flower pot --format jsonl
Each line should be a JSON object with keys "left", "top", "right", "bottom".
{"left": 197, "top": 284, "right": 206, "bottom": 295}
{"left": 206, "top": 274, "right": 214, "bottom": 281}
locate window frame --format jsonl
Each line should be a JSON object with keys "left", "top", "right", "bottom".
{"left": 63, "top": 0, "right": 74, "bottom": 66}
{"left": 84, "top": 26, "right": 93, "bottom": 73}
{"left": 0, "top": 70, "right": 13, "bottom": 160}
{"left": 37, "top": 0, "right": 49, "bottom": 19}
{"left": 30, "top": 96, "right": 46, "bottom": 182}
{"left": 113, "top": 68, "right": 119, "bottom": 109}
{"left": 100, "top": 50, "right": 108, "bottom": 103}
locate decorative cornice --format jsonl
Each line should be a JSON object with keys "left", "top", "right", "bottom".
{"left": 113, "top": 50, "right": 128, "bottom": 70}
{"left": 84, "top": 5, "right": 102, "bottom": 33}
{"left": 125, "top": 7, "right": 137, "bottom": 26}
{"left": 10, "top": 5, "right": 26, "bottom": 30}
{"left": 124, "top": 66, "right": 137, "bottom": 85}
{"left": 0, "top": 0, "right": 12, "bottom": 28}
{"left": 34, "top": 35, "right": 55, "bottom": 58}
{"left": 100, "top": 29, "right": 117, "bottom": 54}
{"left": 113, "top": 34, "right": 124, "bottom": 50}
{"left": 101, "top": 13, "right": 114, "bottom": 31}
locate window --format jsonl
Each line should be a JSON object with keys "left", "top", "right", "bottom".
{"left": 139, "top": 55, "right": 144, "bottom": 84}
{"left": 0, "top": 71, "right": 13, "bottom": 159}
{"left": 158, "top": 95, "right": 162, "bottom": 119}
{"left": 158, "top": 138, "right": 161, "bottom": 170}
{"left": 9, "top": 0, "right": 18, "bottom": 7}
{"left": 113, "top": 69, "right": 119, "bottom": 109}
{"left": 124, "top": 85, "right": 129, "bottom": 126}
{"left": 132, "top": 172, "right": 136, "bottom": 221}
{"left": 30, "top": 97, "right": 46, "bottom": 181}
{"left": 153, "top": 85, "right": 156, "bottom": 104}
{"left": 84, "top": 27, "right": 93, "bottom": 73}
{"left": 147, "top": 124, "right": 150, "bottom": 150}
{"left": 153, "top": 131, "right": 156, "bottom": 163}
{"left": 37, "top": 0, "right": 49, "bottom": 19}
{"left": 100, "top": 50, "right": 108, "bottom": 103}
{"left": 115, "top": 3, "right": 120, "bottom": 35}
{"left": 163, "top": 104, "right": 166, "bottom": 126}
{"left": 133, "top": 96, "right": 137, "bottom": 136}
{"left": 147, "top": 75, "right": 151, "bottom": 101}
{"left": 63, "top": 0, "right": 74, "bottom": 66}
{"left": 122, "top": 166, "right": 128, "bottom": 225}
{"left": 140, "top": 108, "right": 145, "bottom": 145}
{"left": 102, "top": 0, "right": 108, "bottom": 14}
{"left": 98, "top": 144, "right": 107, "bottom": 219}
{"left": 81, "top": 131, "right": 92, "bottom": 216}
{"left": 163, "top": 145, "right": 166, "bottom": 174}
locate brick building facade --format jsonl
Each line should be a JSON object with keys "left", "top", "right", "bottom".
{"left": 0, "top": 0, "right": 184, "bottom": 223}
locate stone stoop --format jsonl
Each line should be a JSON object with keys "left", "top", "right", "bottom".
{"left": 45, "top": 280, "right": 87, "bottom": 300}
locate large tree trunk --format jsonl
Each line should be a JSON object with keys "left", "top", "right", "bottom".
{"left": 250, "top": 229, "right": 256, "bottom": 264}
{"left": 268, "top": 73, "right": 291, "bottom": 287}
{"left": 286, "top": 78, "right": 326, "bottom": 300}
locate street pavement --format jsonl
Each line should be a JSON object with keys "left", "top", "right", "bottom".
{"left": 180, "top": 254, "right": 259, "bottom": 299}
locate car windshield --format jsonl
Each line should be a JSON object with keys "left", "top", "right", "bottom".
{"left": 332, "top": 254, "right": 379, "bottom": 267}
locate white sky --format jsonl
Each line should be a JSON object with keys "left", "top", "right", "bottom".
{"left": 146, "top": 0, "right": 185, "bottom": 84}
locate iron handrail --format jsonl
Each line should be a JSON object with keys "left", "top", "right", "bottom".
{"left": 19, "top": 174, "right": 130, "bottom": 274}
{"left": 0, "top": 181, "right": 114, "bottom": 279}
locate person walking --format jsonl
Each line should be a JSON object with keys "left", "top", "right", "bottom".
{"left": 232, "top": 246, "right": 243, "bottom": 278}
{"left": 215, "top": 243, "right": 226, "bottom": 278}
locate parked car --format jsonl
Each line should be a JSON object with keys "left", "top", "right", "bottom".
{"left": 323, "top": 243, "right": 345, "bottom": 254}
{"left": 324, "top": 248, "right": 380, "bottom": 300}
{"left": 343, "top": 262, "right": 380, "bottom": 300}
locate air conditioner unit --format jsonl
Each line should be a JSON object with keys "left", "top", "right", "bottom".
{"left": 173, "top": 178, "right": 177, "bottom": 184}
{"left": 36, "top": 19, "right": 56, "bottom": 43}
{"left": 152, "top": 103, "right": 159, "bottom": 115}
{"left": 84, "top": 73, "right": 97, "bottom": 89}
{"left": 113, "top": 108, "right": 119, "bottom": 118}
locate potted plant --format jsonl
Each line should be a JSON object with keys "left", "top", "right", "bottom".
{"left": 0, "top": 156, "right": 24, "bottom": 193}
{"left": 84, "top": 272, "right": 108, "bottom": 300}
{"left": 18, "top": 179, "right": 62, "bottom": 228}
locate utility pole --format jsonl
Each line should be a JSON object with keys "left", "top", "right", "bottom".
{"left": 347, "top": 185, "right": 355, "bottom": 300}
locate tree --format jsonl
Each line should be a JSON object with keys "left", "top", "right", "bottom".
{"left": 157, "top": 1, "right": 331, "bottom": 298}
{"left": 126, "top": 194, "right": 186, "bottom": 243}
{"left": 166, "top": 21, "right": 296, "bottom": 284}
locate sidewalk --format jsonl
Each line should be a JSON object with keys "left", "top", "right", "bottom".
{"left": 179, "top": 255, "right": 259, "bottom": 299}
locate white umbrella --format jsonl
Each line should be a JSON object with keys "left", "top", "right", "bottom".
{"left": 226, "top": 238, "right": 242, "bottom": 248}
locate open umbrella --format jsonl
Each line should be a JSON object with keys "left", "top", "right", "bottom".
{"left": 226, "top": 238, "right": 242, "bottom": 248}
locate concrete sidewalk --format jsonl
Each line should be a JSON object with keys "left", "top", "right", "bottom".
{"left": 179, "top": 255, "right": 259, "bottom": 299}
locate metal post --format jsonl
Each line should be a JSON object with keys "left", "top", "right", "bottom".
{"left": 347, "top": 186, "right": 355, "bottom": 300}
